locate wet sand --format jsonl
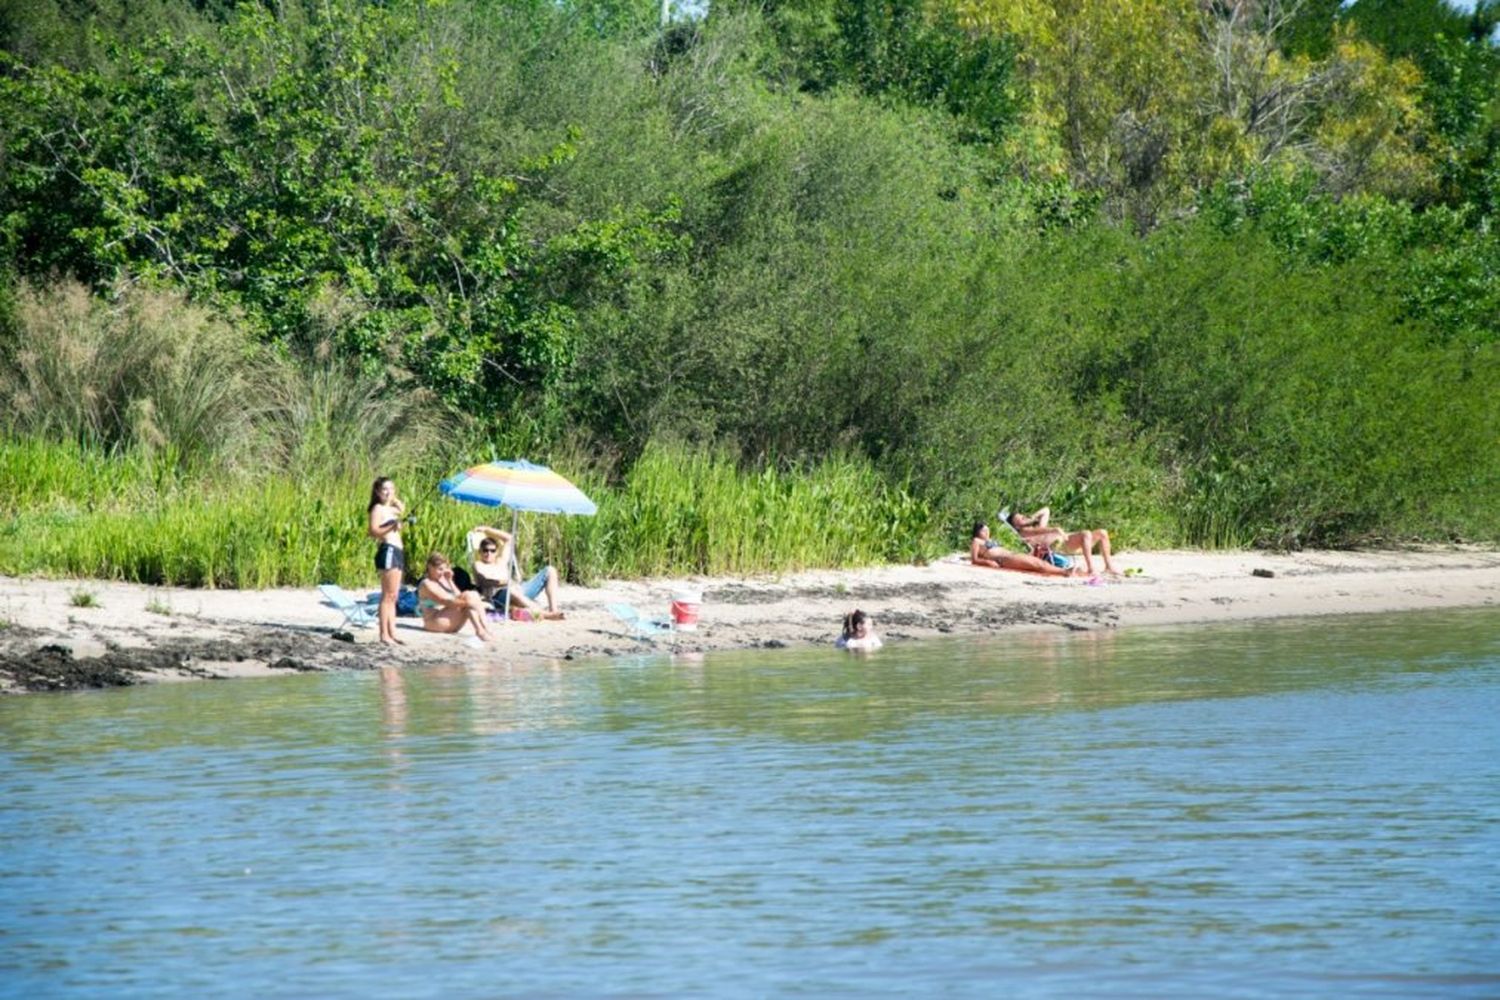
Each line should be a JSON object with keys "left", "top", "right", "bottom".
{"left": 3, "top": 546, "right": 1498, "bottom": 693}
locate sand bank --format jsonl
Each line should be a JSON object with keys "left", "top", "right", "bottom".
{"left": 3, "top": 547, "right": 1498, "bottom": 693}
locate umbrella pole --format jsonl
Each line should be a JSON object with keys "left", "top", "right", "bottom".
{"left": 507, "top": 507, "right": 520, "bottom": 624}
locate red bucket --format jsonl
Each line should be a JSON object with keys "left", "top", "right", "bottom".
{"left": 670, "top": 589, "right": 701, "bottom": 631}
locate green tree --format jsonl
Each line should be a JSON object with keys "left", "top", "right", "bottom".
{"left": 0, "top": 0, "right": 685, "bottom": 418}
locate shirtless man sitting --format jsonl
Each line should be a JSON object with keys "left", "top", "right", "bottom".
{"left": 1006, "top": 506, "right": 1119, "bottom": 577}
{"left": 467, "top": 525, "right": 565, "bottom": 620}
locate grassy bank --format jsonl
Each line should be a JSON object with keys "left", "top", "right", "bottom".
{"left": 0, "top": 438, "right": 944, "bottom": 588}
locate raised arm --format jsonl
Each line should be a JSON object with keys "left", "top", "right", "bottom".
{"left": 419, "top": 574, "right": 461, "bottom": 608}
{"left": 470, "top": 525, "right": 512, "bottom": 545}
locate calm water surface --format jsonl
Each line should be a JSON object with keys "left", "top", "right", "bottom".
{"left": 2, "top": 608, "right": 1498, "bottom": 997}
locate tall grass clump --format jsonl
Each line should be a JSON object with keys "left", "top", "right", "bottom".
{"left": 255, "top": 352, "right": 450, "bottom": 478}
{"left": 0, "top": 280, "right": 256, "bottom": 468}
{"left": 532, "top": 442, "right": 944, "bottom": 583}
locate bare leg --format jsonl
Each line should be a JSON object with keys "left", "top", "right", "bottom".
{"left": 998, "top": 552, "right": 1073, "bottom": 577}
{"left": 509, "top": 581, "right": 564, "bottom": 620}
{"left": 508, "top": 588, "right": 542, "bottom": 615}
{"left": 540, "top": 566, "right": 562, "bottom": 614}
{"left": 1064, "top": 530, "right": 1097, "bottom": 576}
{"left": 1094, "top": 529, "right": 1119, "bottom": 576}
{"left": 1061, "top": 528, "right": 1119, "bottom": 576}
{"left": 379, "top": 567, "right": 404, "bottom": 644}
{"left": 462, "top": 593, "right": 494, "bottom": 640}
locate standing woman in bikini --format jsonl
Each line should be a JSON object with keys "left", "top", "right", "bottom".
{"left": 368, "top": 476, "right": 407, "bottom": 646}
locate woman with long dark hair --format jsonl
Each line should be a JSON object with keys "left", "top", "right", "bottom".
{"left": 368, "top": 477, "right": 407, "bottom": 645}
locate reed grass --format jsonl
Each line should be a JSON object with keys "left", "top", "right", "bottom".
{"left": 0, "top": 437, "right": 948, "bottom": 589}
{"left": 0, "top": 281, "right": 256, "bottom": 467}
{"left": 0, "top": 279, "right": 458, "bottom": 482}
{"left": 560, "top": 443, "right": 942, "bottom": 582}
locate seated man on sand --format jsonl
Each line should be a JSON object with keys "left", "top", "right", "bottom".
{"left": 971, "top": 520, "right": 1079, "bottom": 577}
{"left": 467, "top": 525, "right": 565, "bottom": 620}
{"left": 418, "top": 552, "right": 494, "bottom": 641}
{"left": 1006, "top": 506, "right": 1120, "bottom": 578}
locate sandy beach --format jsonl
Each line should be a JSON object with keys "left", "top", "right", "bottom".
{"left": 3, "top": 546, "right": 1498, "bottom": 693}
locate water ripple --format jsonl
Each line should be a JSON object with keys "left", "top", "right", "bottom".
{"left": 1, "top": 608, "right": 1497, "bottom": 997}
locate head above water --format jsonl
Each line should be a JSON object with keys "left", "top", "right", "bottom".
{"left": 842, "top": 608, "right": 870, "bottom": 639}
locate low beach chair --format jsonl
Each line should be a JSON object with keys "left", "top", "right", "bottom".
{"left": 605, "top": 603, "right": 675, "bottom": 641}
{"left": 318, "top": 584, "right": 377, "bottom": 629}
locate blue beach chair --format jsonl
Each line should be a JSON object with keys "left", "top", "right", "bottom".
{"left": 318, "top": 584, "right": 378, "bottom": 629}
{"left": 605, "top": 603, "right": 675, "bottom": 641}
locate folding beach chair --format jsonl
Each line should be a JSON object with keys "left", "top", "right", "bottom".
{"left": 605, "top": 603, "right": 675, "bottom": 641}
{"left": 996, "top": 509, "right": 1022, "bottom": 545}
{"left": 318, "top": 584, "right": 378, "bottom": 628}
{"left": 997, "top": 508, "right": 1074, "bottom": 569}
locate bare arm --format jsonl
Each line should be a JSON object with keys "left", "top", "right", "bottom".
{"left": 420, "top": 575, "right": 462, "bottom": 608}
{"left": 471, "top": 525, "right": 511, "bottom": 543}
{"left": 368, "top": 506, "right": 401, "bottom": 540}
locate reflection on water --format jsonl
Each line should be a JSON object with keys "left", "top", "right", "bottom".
{"left": 1, "top": 608, "right": 1498, "bottom": 998}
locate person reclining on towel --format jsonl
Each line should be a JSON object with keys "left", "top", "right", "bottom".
{"left": 1005, "top": 506, "right": 1120, "bottom": 578}
{"left": 467, "top": 525, "right": 565, "bottom": 620}
{"left": 970, "top": 520, "right": 1079, "bottom": 577}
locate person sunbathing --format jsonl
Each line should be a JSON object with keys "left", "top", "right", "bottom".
{"left": 418, "top": 552, "right": 495, "bottom": 641}
{"left": 1006, "top": 506, "right": 1120, "bottom": 577}
{"left": 971, "top": 521, "right": 1080, "bottom": 577}
{"left": 467, "top": 525, "right": 565, "bottom": 620}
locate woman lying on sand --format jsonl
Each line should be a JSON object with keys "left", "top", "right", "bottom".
{"left": 970, "top": 521, "right": 1081, "bottom": 577}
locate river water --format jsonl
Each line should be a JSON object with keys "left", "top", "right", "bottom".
{"left": 2, "top": 608, "right": 1497, "bottom": 998}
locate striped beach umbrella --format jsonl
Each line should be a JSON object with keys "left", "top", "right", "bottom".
{"left": 439, "top": 460, "right": 595, "bottom": 625}
{"left": 439, "top": 459, "right": 597, "bottom": 515}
